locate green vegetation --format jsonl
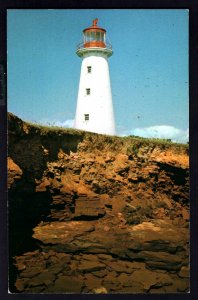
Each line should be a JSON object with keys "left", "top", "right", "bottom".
{"left": 126, "top": 135, "right": 188, "bottom": 147}
{"left": 25, "top": 121, "right": 189, "bottom": 151}
{"left": 8, "top": 112, "right": 188, "bottom": 152}
{"left": 29, "top": 123, "right": 82, "bottom": 136}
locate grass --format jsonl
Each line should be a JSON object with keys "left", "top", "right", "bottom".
{"left": 125, "top": 135, "right": 188, "bottom": 148}
{"left": 22, "top": 120, "right": 85, "bottom": 136}
{"left": 25, "top": 121, "right": 189, "bottom": 151}
{"left": 8, "top": 112, "right": 188, "bottom": 150}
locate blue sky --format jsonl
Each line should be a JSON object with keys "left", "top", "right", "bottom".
{"left": 7, "top": 9, "right": 189, "bottom": 142}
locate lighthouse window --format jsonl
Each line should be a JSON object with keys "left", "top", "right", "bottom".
{"left": 84, "top": 114, "right": 89, "bottom": 121}
{"left": 86, "top": 88, "right": 91, "bottom": 95}
{"left": 87, "top": 66, "right": 92, "bottom": 73}
{"left": 96, "top": 32, "right": 100, "bottom": 41}
{"left": 85, "top": 32, "right": 90, "bottom": 42}
{"left": 90, "top": 31, "right": 95, "bottom": 41}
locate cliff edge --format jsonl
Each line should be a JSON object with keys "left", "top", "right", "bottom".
{"left": 8, "top": 113, "right": 189, "bottom": 293}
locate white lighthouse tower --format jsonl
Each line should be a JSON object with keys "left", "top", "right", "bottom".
{"left": 74, "top": 19, "right": 116, "bottom": 135}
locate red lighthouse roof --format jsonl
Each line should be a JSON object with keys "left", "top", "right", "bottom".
{"left": 83, "top": 18, "right": 106, "bottom": 48}
{"left": 83, "top": 18, "right": 106, "bottom": 33}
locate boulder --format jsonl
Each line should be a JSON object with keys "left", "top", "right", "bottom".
{"left": 29, "top": 271, "right": 55, "bottom": 287}
{"left": 131, "top": 269, "right": 173, "bottom": 291}
{"left": 84, "top": 274, "right": 102, "bottom": 290}
{"left": 93, "top": 286, "right": 108, "bottom": 294}
{"left": 137, "top": 251, "right": 183, "bottom": 271}
{"left": 51, "top": 275, "right": 83, "bottom": 293}
{"left": 8, "top": 157, "right": 23, "bottom": 188}
{"left": 33, "top": 221, "right": 95, "bottom": 245}
{"left": 178, "top": 266, "right": 189, "bottom": 278}
{"left": 78, "top": 260, "right": 106, "bottom": 273}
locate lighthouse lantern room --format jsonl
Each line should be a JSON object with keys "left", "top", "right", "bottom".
{"left": 74, "top": 19, "right": 116, "bottom": 135}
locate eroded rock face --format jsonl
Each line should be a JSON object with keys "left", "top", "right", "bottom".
{"left": 14, "top": 250, "right": 189, "bottom": 293}
{"left": 8, "top": 157, "right": 23, "bottom": 189}
{"left": 8, "top": 113, "right": 189, "bottom": 293}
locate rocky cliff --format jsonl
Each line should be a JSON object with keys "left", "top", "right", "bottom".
{"left": 8, "top": 113, "right": 189, "bottom": 293}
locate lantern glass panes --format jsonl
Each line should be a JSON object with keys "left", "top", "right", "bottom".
{"left": 90, "top": 31, "right": 95, "bottom": 41}
{"left": 96, "top": 32, "right": 100, "bottom": 41}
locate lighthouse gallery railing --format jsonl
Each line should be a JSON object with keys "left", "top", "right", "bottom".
{"left": 76, "top": 41, "right": 112, "bottom": 51}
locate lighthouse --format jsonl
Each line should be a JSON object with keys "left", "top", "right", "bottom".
{"left": 74, "top": 19, "right": 116, "bottom": 135}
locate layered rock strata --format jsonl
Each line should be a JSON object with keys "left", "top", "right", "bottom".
{"left": 8, "top": 113, "right": 189, "bottom": 293}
